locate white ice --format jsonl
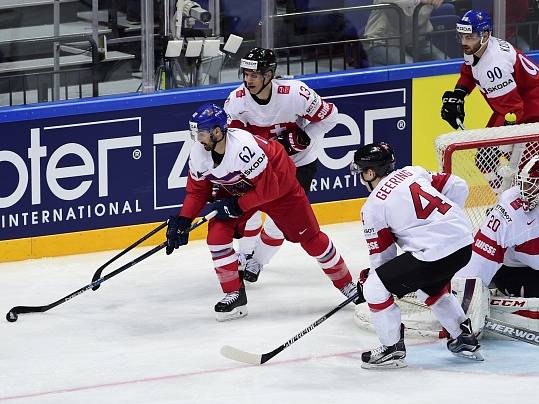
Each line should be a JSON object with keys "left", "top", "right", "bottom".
{"left": 1, "top": 221, "right": 538, "bottom": 404}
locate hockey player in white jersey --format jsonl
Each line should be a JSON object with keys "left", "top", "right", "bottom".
{"left": 224, "top": 47, "right": 340, "bottom": 285}
{"left": 351, "top": 142, "right": 482, "bottom": 369}
{"left": 456, "top": 156, "right": 539, "bottom": 297}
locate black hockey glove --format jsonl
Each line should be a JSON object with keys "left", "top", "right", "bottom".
{"left": 210, "top": 197, "right": 243, "bottom": 220}
{"left": 276, "top": 128, "right": 311, "bottom": 156}
{"left": 441, "top": 89, "right": 466, "bottom": 130}
{"left": 166, "top": 216, "right": 192, "bottom": 255}
{"left": 355, "top": 268, "right": 370, "bottom": 304}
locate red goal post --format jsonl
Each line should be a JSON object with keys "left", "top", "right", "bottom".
{"left": 435, "top": 123, "right": 539, "bottom": 231}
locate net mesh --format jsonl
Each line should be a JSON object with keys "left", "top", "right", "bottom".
{"left": 355, "top": 123, "right": 539, "bottom": 338}
{"left": 435, "top": 123, "right": 539, "bottom": 231}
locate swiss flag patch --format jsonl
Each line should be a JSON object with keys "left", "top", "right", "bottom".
{"left": 277, "top": 85, "right": 290, "bottom": 94}
{"left": 510, "top": 198, "right": 523, "bottom": 210}
{"left": 236, "top": 89, "right": 246, "bottom": 98}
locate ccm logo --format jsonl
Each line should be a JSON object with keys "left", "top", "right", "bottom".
{"left": 491, "top": 298, "right": 526, "bottom": 307}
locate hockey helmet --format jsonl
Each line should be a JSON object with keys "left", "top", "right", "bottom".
{"left": 239, "top": 47, "right": 277, "bottom": 75}
{"left": 350, "top": 142, "right": 396, "bottom": 177}
{"left": 517, "top": 155, "right": 539, "bottom": 212}
{"left": 457, "top": 10, "right": 492, "bottom": 36}
{"left": 189, "top": 103, "right": 227, "bottom": 142}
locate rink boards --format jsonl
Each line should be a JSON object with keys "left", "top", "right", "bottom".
{"left": 2, "top": 54, "right": 532, "bottom": 261}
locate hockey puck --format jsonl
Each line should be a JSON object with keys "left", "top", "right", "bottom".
{"left": 6, "top": 311, "right": 18, "bottom": 322}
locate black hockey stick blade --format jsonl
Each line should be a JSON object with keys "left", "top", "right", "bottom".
{"left": 6, "top": 243, "right": 166, "bottom": 322}
{"left": 91, "top": 221, "right": 168, "bottom": 291}
{"left": 220, "top": 293, "right": 358, "bottom": 365}
{"left": 484, "top": 316, "right": 539, "bottom": 346}
{"left": 6, "top": 211, "right": 216, "bottom": 322}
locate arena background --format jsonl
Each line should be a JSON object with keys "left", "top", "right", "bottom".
{"left": 0, "top": 60, "right": 507, "bottom": 261}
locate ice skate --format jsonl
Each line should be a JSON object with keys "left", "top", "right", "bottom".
{"left": 215, "top": 287, "right": 248, "bottom": 322}
{"left": 447, "top": 318, "right": 483, "bottom": 361}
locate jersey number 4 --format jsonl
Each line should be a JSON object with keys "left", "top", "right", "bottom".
{"left": 409, "top": 182, "right": 451, "bottom": 219}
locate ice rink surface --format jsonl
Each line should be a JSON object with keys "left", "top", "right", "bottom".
{"left": 1, "top": 222, "right": 538, "bottom": 404}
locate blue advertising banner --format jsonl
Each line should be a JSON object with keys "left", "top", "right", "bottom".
{"left": 0, "top": 80, "right": 411, "bottom": 241}
{"left": 311, "top": 79, "right": 412, "bottom": 204}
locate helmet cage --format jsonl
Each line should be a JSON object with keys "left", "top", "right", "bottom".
{"left": 517, "top": 156, "right": 539, "bottom": 212}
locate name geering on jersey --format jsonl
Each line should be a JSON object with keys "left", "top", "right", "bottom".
{"left": 361, "top": 166, "right": 473, "bottom": 269}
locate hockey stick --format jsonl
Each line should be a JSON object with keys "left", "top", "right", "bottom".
{"left": 456, "top": 118, "right": 465, "bottom": 130}
{"left": 484, "top": 317, "right": 539, "bottom": 346}
{"left": 220, "top": 293, "right": 358, "bottom": 365}
{"left": 6, "top": 211, "right": 216, "bottom": 323}
{"left": 90, "top": 221, "right": 167, "bottom": 291}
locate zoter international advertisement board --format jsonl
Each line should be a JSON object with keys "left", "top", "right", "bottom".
{"left": 0, "top": 80, "right": 411, "bottom": 241}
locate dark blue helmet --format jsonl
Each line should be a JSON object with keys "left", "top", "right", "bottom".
{"left": 189, "top": 103, "right": 227, "bottom": 141}
{"left": 457, "top": 10, "right": 492, "bottom": 35}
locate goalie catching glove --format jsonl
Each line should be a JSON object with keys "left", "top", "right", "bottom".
{"left": 441, "top": 88, "right": 466, "bottom": 129}
{"left": 276, "top": 128, "right": 311, "bottom": 155}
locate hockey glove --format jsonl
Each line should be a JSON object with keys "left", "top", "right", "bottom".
{"left": 356, "top": 268, "right": 370, "bottom": 304}
{"left": 166, "top": 216, "right": 192, "bottom": 255}
{"left": 210, "top": 197, "right": 243, "bottom": 220}
{"left": 441, "top": 89, "right": 466, "bottom": 130}
{"left": 276, "top": 128, "right": 311, "bottom": 155}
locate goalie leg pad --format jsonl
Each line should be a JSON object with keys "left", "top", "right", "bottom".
{"left": 452, "top": 277, "right": 491, "bottom": 336}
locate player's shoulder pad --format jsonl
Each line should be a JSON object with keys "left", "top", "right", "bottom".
{"left": 499, "top": 186, "right": 524, "bottom": 211}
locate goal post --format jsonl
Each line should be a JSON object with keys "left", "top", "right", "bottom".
{"left": 435, "top": 123, "right": 539, "bottom": 231}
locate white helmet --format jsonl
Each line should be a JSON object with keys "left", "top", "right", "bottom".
{"left": 517, "top": 155, "right": 539, "bottom": 212}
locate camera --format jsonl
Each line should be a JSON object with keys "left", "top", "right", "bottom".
{"left": 182, "top": 1, "right": 211, "bottom": 24}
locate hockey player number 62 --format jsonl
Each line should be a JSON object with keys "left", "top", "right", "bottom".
{"left": 409, "top": 182, "right": 452, "bottom": 219}
{"left": 239, "top": 146, "right": 255, "bottom": 163}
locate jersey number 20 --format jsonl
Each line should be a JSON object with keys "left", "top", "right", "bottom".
{"left": 409, "top": 182, "right": 452, "bottom": 219}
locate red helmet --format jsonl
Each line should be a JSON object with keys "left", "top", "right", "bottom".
{"left": 517, "top": 156, "right": 539, "bottom": 211}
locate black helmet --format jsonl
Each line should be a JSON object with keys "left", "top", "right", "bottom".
{"left": 350, "top": 142, "right": 396, "bottom": 177}
{"left": 240, "top": 47, "right": 277, "bottom": 75}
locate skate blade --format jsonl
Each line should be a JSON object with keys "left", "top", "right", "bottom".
{"left": 215, "top": 305, "right": 248, "bottom": 322}
{"left": 451, "top": 349, "right": 484, "bottom": 361}
{"left": 361, "top": 359, "right": 407, "bottom": 370}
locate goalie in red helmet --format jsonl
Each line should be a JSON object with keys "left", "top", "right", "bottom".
{"left": 456, "top": 155, "right": 539, "bottom": 298}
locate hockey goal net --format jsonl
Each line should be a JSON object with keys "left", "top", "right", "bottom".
{"left": 354, "top": 123, "right": 539, "bottom": 338}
